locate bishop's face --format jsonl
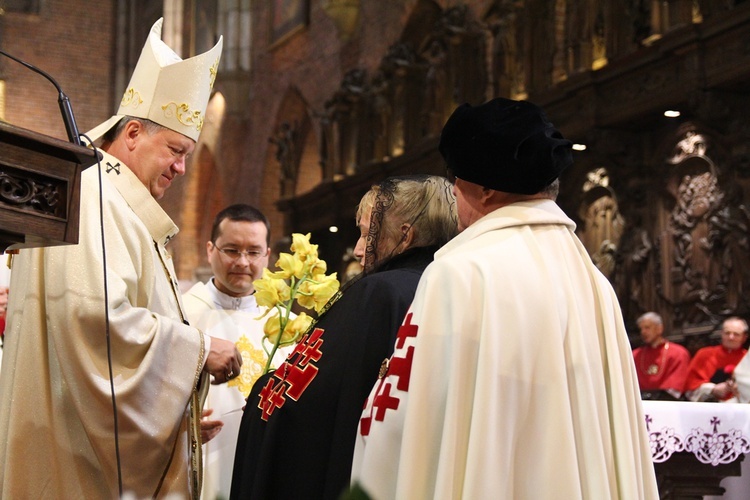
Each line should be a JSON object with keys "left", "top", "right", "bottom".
{"left": 128, "top": 122, "right": 195, "bottom": 199}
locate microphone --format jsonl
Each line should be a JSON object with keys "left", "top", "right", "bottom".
{"left": 0, "top": 49, "right": 83, "bottom": 146}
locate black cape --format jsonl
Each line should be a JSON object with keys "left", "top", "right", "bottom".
{"left": 230, "top": 247, "right": 436, "bottom": 499}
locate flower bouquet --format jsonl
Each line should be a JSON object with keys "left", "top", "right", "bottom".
{"left": 253, "top": 233, "right": 340, "bottom": 374}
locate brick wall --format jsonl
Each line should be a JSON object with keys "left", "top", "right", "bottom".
{"left": 0, "top": 1, "right": 491, "bottom": 279}
{"left": 1, "top": 0, "right": 115, "bottom": 140}
{"left": 220, "top": 1, "right": 447, "bottom": 255}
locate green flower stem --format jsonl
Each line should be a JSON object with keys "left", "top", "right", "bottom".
{"left": 262, "top": 273, "right": 309, "bottom": 374}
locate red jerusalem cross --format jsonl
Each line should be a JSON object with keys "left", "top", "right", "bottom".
{"left": 372, "top": 382, "right": 400, "bottom": 422}
{"left": 395, "top": 313, "right": 419, "bottom": 349}
{"left": 365, "top": 318, "right": 419, "bottom": 426}
{"left": 285, "top": 362, "right": 319, "bottom": 400}
{"left": 389, "top": 345, "right": 414, "bottom": 391}
{"left": 258, "top": 378, "right": 287, "bottom": 421}
{"left": 296, "top": 327, "right": 325, "bottom": 366}
{"left": 365, "top": 346, "right": 414, "bottom": 425}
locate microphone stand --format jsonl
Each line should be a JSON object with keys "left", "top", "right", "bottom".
{"left": 0, "top": 49, "right": 82, "bottom": 146}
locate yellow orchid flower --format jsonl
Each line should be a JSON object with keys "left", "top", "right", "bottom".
{"left": 308, "top": 257, "right": 328, "bottom": 276}
{"left": 263, "top": 313, "right": 298, "bottom": 345}
{"left": 269, "top": 252, "right": 305, "bottom": 280}
{"left": 253, "top": 268, "right": 291, "bottom": 308}
{"left": 286, "top": 312, "right": 314, "bottom": 339}
{"left": 256, "top": 233, "right": 341, "bottom": 374}
{"left": 297, "top": 273, "right": 340, "bottom": 313}
{"left": 291, "top": 233, "right": 318, "bottom": 262}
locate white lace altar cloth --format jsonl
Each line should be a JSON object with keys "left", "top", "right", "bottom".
{"left": 642, "top": 400, "right": 750, "bottom": 465}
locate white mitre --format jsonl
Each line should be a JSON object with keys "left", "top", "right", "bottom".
{"left": 87, "top": 18, "right": 222, "bottom": 142}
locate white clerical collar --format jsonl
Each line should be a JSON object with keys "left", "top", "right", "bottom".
{"left": 206, "top": 278, "right": 260, "bottom": 312}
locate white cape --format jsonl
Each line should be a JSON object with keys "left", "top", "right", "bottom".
{"left": 352, "top": 199, "right": 658, "bottom": 499}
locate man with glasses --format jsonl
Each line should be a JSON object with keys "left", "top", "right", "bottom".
{"left": 183, "top": 204, "right": 291, "bottom": 500}
{"left": 685, "top": 316, "right": 749, "bottom": 401}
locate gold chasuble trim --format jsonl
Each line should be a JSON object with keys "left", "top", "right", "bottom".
{"left": 152, "top": 239, "right": 206, "bottom": 498}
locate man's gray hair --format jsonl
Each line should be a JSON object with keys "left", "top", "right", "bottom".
{"left": 723, "top": 316, "right": 749, "bottom": 333}
{"left": 539, "top": 178, "right": 560, "bottom": 200}
{"left": 637, "top": 312, "right": 662, "bottom": 326}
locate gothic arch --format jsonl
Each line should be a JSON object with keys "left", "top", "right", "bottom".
{"left": 400, "top": 0, "right": 442, "bottom": 48}
{"left": 262, "top": 86, "right": 317, "bottom": 246}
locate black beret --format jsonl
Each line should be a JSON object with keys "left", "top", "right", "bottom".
{"left": 439, "top": 98, "right": 573, "bottom": 195}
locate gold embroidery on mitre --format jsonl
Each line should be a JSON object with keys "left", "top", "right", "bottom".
{"left": 161, "top": 102, "right": 204, "bottom": 132}
{"left": 229, "top": 334, "right": 274, "bottom": 398}
{"left": 209, "top": 58, "right": 219, "bottom": 89}
{"left": 121, "top": 88, "right": 144, "bottom": 109}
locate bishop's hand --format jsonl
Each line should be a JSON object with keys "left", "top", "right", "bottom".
{"left": 205, "top": 336, "right": 242, "bottom": 384}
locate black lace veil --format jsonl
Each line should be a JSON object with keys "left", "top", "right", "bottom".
{"left": 362, "top": 174, "right": 456, "bottom": 274}
{"left": 310, "top": 174, "right": 457, "bottom": 325}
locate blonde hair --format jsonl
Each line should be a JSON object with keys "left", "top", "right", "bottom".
{"left": 357, "top": 175, "right": 458, "bottom": 267}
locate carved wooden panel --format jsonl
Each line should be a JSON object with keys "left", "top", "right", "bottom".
{"left": 314, "top": 6, "right": 487, "bottom": 182}
{"left": 576, "top": 168, "right": 625, "bottom": 279}
{"left": 277, "top": 0, "right": 750, "bottom": 349}
{"left": 0, "top": 166, "right": 66, "bottom": 219}
{"left": 0, "top": 122, "right": 98, "bottom": 252}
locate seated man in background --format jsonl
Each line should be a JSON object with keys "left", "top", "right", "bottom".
{"left": 685, "top": 316, "right": 748, "bottom": 402}
{"left": 632, "top": 312, "right": 690, "bottom": 400}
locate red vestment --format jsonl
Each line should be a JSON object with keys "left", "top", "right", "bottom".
{"left": 633, "top": 341, "right": 690, "bottom": 393}
{"left": 684, "top": 345, "right": 747, "bottom": 399}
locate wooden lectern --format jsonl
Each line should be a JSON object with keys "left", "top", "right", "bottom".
{"left": 0, "top": 121, "right": 100, "bottom": 253}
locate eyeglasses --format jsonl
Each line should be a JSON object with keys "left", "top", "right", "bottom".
{"left": 214, "top": 246, "right": 267, "bottom": 262}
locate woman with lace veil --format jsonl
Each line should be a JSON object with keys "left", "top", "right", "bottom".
{"left": 230, "top": 175, "right": 457, "bottom": 500}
